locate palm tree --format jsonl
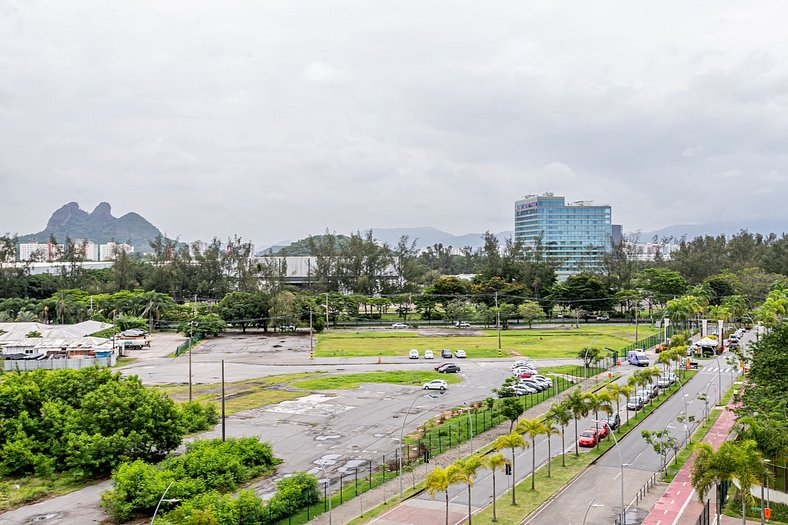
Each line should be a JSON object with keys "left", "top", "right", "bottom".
{"left": 447, "top": 455, "right": 482, "bottom": 525}
{"left": 646, "top": 366, "right": 662, "bottom": 400}
{"left": 583, "top": 393, "right": 604, "bottom": 449}
{"left": 596, "top": 389, "right": 614, "bottom": 429}
{"left": 543, "top": 421, "right": 559, "bottom": 477}
{"left": 140, "top": 291, "right": 174, "bottom": 333}
{"left": 547, "top": 401, "right": 572, "bottom": 467}
{"left": 494, "top": 431, "right": 527, "bottom": 505}
{"left": 425, "top": 466, "right": 450, "bottom": 525}
{"left": 606, "top": 384, "right": 624, "bottom": 424}
{"left": 517, "top": 417, "right": 546, "bottom": 490}
{"left": 566, "top": 388, "right": 589, "bottom": 457}
{"left": 618, "top": 384, "right": 633, "bottom": 427}
{"left": 691, "top": 440, "right": 769, "bottom": 525}
{"left": 484, "top": 453, "right": 508, "bottom": 522}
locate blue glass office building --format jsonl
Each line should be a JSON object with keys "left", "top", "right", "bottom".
{"left": 514, "top": 194, "right": 612, "bottom": 278}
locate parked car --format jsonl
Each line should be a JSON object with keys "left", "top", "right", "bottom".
{"left": 606, "top": 411, "right": 621, "bottom": 430}
{"left": 455, "top": 349, "right": 467, "bottom": 358}
{"left": 578, "top": 429, "right": 599, "bottom": 447}
{"left": 515, "top": 370, "right": 536, "bottom": 379}
{"left": 279, "top": 325, "right": 296, "bottom": 331}
{"left": 433, "top": 362, "right": 449, "bottom": 371}
{"left": 392, "top": 322, "right": 409, "bottom": 329}
{"left": 531, "top": 374, "right": 553, "bottom": 387}
{"left": 441, "top": 349, "right": 453, "bottom": 359}
{"left": 657, "top": 376, "right": 671, "bottom": 388}
{"left": 596, "top": 315, "right": 610, "bottom": 321}
{"left": 423, "top": 379, "right": 448, "bottom": 391}
{"left": 637, "top": 388, "right": 655, "bottom": 401}
{"left": 595, "top": 421, "right": 610, "bottom": 439}
{"left": 437, "top": 363, "right": 461, "bottom": 374}
{"left": 513, "top": 384, "right": 537, "bottom": 396}
{"left": 455, "top": 321, "right": 471, "bottom": 328}
{"left": 519, "top": 378, "right": 546, "bottom": 391}
{"left": 512, "top": 360, "right": 535, "bottom": 370}
{"left": 408, "top": 349, "right": 419, "bottom": 359}
{"left": 627, "top": 395, "right": 645, "bottom": 410}
{"left": 530, "top": 376, "right": 552, "bottom": 389}
{"left": 424, "top": 350, "right": 434, "bottom": 359}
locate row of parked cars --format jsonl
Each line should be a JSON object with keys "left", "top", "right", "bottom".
{"left": 626, "top": 371, "right": 678, "bottom": 410}
{"left": 409, "top": 349, "right": 467, "bottom": 359}
{"left": 500, "top": 360, "right": 556, "bottom": 396}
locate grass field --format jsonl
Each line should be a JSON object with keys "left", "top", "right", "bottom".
{"left": 316, "top": 325, "right": 657, "bottom": 359}
{"left": 291, "top": 371, "right": 463, "bottom": 390}
{"left": 155, "top": 372, "right": 321, "bottom": 414}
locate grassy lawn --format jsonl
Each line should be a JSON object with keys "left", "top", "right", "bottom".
{"left": 292, "top": 371, "right": 463, "bottom": 390}
{"left": 155, "top": 372, "right": 321, "bottom": 414}
{"left": 316, "top": 325, "right": 656, "bottom": 359}
{"left": 0, "top": 476, "right": 100, "bottom": 513}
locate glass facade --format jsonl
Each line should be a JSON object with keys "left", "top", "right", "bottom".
{"left": 514, "top": 194, "right": 612, "bottom": 278}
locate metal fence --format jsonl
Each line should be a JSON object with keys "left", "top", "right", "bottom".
{"left": 3, "top": 355, "right": 115, "bottom": 371}
{"left": 174, "top": 333, "right": 204, "bottom": 357}
{"left": 768, "top": 462, "right": 788, "bottom": 492}
{"left": 694, "top": 498, "right": 711, "bottom": 525}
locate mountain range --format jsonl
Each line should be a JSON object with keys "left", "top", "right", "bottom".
{"left": 18, "top": 202, "right": 163, "bottom": 253}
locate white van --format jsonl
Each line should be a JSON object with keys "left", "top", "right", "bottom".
{"left": 627, "top": 350, "right": 649, "bottom": 367}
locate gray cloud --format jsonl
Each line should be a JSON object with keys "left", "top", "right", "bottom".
{"left": 1, "top": 0, "right": 787, "bottom": 246}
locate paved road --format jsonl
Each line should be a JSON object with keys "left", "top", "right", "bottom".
{"left": 0, "top": 330, "right": 575, "bottom": 525}
{"left": 523, "top": 334, "right": 752, "bottom": 525}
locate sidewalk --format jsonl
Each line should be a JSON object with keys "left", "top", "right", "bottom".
{"left": 641, "top": 402, "right": 739, "bottom": 525}
{"left": 306, "top": 373, "right": 617, "bottom": 524}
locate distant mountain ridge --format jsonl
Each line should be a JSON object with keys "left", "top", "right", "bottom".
{"left": 19, "top": 202, "right": 163, "bottom": 253}
{"left": 637, "top": 218, "right": 787, "bottom": 242}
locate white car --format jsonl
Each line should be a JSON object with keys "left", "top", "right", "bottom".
{"left": 424, "top": 350, "right": 434, "bottom": 359}
{"left": 408, "top": 349, "right": 419, "bottom": 359}
{"left": 512, "top": 360, "right": 534, "bottom": 370}
{"left": 423, "top": 379, "right": 448, "bottom": 391}
{"left": 455, "top": 349, "right": 467, "bottom": 358}
{"left": 455, "top": 321, "right": 471, "bottom": 328}
{"left": 392, "top": 323, "right": 409, "bottom": 329}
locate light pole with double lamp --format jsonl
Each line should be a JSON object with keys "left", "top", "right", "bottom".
{"left": 594, "top": 420, "right": 628, "bottom": 525}
{"left": 316, "top": 460, "right": 333, "bottom": 525}
{"left": 399, "top": 393, "right": 439, "bottom": 499}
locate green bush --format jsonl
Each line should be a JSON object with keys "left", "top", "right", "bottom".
{"left": 178, "top": 402, "right": 219, "bottom": 433}
{"left": 266, "top": 472, "right": 320, "bottom": 522}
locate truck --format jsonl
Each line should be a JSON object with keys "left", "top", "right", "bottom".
{"left": 627, "top": 349, "right": 649, "bottom": 367}
{"left": 114, "top": 329, "right": 151, "bottom": 350}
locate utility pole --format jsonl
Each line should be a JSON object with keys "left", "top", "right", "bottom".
{"left": 635, "top": 303, "right": 639, "bottom": 342}
{"left": 309, "top": 309, "right": 314, "bottom": 358}
{"left": 495, "top": 291, "right": 501, "bottom": 350}
{"left": 325, "top": 292, "right": 329, "bottom": 327}
{"left": 221, "top": 359, "right": 226, "bottom": 442}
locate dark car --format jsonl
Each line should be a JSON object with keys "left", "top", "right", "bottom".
{"left": 433, "top": 362, "right": 449, "bottom": 371}
{"left": 441, "top": 349, "right": 453, "bottom": 359}
{"left": 606, "top": 411, "right": 621, "bottom": 430}
{"left": 437, "top": 363, "right": 461, "bottom": 374}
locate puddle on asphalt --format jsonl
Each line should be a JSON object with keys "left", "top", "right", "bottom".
{"left": 265, "top": 394, "right": 354, "bottom": 416}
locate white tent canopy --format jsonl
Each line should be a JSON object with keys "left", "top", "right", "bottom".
{"left": 697, "top": 337, "right": 719, "bottom": 347}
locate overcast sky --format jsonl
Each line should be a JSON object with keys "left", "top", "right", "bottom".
{"left": 2, "top": 1, "right": 787, "bottom": 246}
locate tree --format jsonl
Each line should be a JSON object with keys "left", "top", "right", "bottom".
{"left": 217, "top": 292, "right": 268, "bottom": 332}
{"left": 517, "top": 301, "right": 546, "bottom": 328}
{"left": 577, "top": 346, "right": 606, "bottom": 369}
{"left": 447, "top": 455, "right": 482, "bottom": 525}
{"left": 425, "top": 466, "right": 450, "bottom": 525}
{"left": 634, "top": 268, "right": 687, "bottom": 306}
{"left": 270, "top": 290, "right": 297, "bottom": 328}
{"left": 547, "top": 402, "right": 572, "bottom": 467}
{"left": 566, "top": 388, "right": 589, "bottom": 457}
{"left": 499, "top": 397, "right": 525, "bottom": 432}
{"left": 618, "top": 384, "right": 633, "bottom": 426}
{"left": 494, "top": 432, "right": 526, "bottom": 505}
{"left": 516, "top": 418, "right": 546, "bottom": 490}
{"left": 691, "top": 440, "right": 769, "bottom": 525}
{"left": 543, "top": 421, "right": 559, "bottom": 478}
{"left": 550, "top": 273, "right": 614, "bottom": 313}
{"left": 641, "top": 429, "right": 677, "bottom": 470}
{"left": 483, "top": 453, "right": 508, "bottom": 521}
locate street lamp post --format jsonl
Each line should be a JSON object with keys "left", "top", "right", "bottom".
{"left": 399, "top": 394, "right": 437, "bottom": 499}
{"left": 316, "top": 461, "right": 333, "bottom": 525}
{"left": 595, "top": 421, "right": 626, "bottom": 524}
{"left": 464, "top": 403, "right": 473, "bottom": 454}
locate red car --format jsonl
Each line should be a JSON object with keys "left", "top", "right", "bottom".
{"left": 578, "top": 429, "right": 599, "bottom": 447}
{"left": 595, "top": 422, "right": 609, "bottom": 439}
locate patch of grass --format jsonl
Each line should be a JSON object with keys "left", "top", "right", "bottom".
{"left": 155, "top": 372, "right": 321, "bottom": 415}
{"left": 292, "top": 371, "right": 462, "bottom": 390}
{"left": 0, "top": 475, "right": 99, "bottom": 512}
{"left": 113, "top": 356, "right": 138, "bottom": 367}
{"left": 316, "top": 326, "right": 656, "bottom": 359}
